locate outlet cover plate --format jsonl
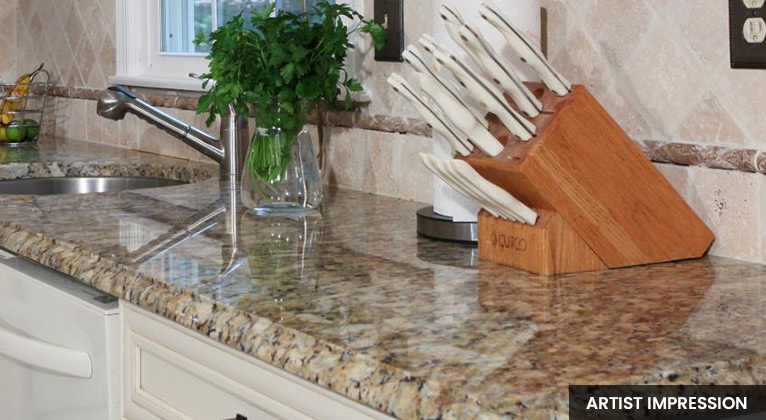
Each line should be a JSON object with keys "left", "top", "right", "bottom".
{"left": 731, "top": 0, "right": 766, "bottom": 68}
{"left": 374, "top": 0, "right": 404, "bottom": 62}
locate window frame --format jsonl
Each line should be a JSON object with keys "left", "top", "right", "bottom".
{"left": 112, "top": 0, "right": 367, "bottom": 94}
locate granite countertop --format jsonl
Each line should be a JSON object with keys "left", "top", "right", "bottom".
{"left": 1, "top": 137, "right": 766, "bottom": 420}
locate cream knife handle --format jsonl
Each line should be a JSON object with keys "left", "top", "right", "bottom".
{"left": 441, "top": 159, "right": 519, "bottom": 222}
{"left": 387, "top": 75, "right": 472, "bottom": 156}
{"left": 418, "top": 74, "right": 504, "bottom": 157}
{"left": 457, "top": 24, "right": 542, "bottom": 118}
{"left": 480, "top": 2, "right": 572, "bottom": 96}
{"left": 404, "top": 45, "right": 490, "bottom": 129}
{"left": 453, "top": 160, "right": 538, "bottom": 225}
{"left": 420, "top": 154, "right": 504, "bottom": 219}
{"left": 434, "top": 50, "right": 535, "bottom": 142}
{"left": 436, "top": 52, "right": 536, "bottom": 141}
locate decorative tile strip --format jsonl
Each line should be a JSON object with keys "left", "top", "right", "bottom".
{"left": 641, "top": 140, "right": 758, "bottom": 173}
{"left": 47, "top": 86, "right": 765, "bottom": 174}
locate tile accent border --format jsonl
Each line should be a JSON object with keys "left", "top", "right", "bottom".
{"left": 48, "top": 86, "right": 766, "bottom": 175}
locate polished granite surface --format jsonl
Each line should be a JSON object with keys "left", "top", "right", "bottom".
{"left": 1, "top": 138, "right": 766, "bottom": 420}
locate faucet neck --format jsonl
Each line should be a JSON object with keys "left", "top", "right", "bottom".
{"left": 219, "top": 106, "right": 250, "bottom": 185}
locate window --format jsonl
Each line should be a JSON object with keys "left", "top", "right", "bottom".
{"left": 113, "top": 0, "right": 360, "bottom": 92}
{"left": 159, "top": 0, "right": 315, "bottom": 55}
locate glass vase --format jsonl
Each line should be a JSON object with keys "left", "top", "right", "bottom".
{"left": 241, "top": 125, "right": 323, "bottom": 212}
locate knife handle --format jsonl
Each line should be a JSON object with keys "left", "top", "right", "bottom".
{"left": 418, "top": 73, "right": 504, "bottom": 157}
{"left": 479, "top": 1, "right": 572, "bottom": 96}
{"left": 387, "top": 74, "right": 473, "bottom": 156}
{"left": 456, "top": 23, "right": 543, "bottom": 118}
{"left": 433, "top": 50, "right": 535, "bottom": 142}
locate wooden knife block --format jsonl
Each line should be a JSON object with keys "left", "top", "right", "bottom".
{"left": 463, "top": 84, "right": 714, "bottom": 275}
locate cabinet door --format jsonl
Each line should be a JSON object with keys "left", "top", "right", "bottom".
{"left": 121, "top": 302, "right": 394, "bottom": 420}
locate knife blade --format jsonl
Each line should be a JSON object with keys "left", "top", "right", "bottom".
{"left": 402, "top": 45, "right": 489, "bottom": 129}
{"left": 432, "top": 48, "right": 536, "bottom": 141}
{"left": 479, "top": 1, "right": 572, "bottom": 96}
{"left": 387, "top": 73, "right": 473, "bottom": 156}
{"left": 439, "top": 4, "right": 542, "bottom": 117}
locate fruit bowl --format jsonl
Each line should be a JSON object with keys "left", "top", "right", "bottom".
{"left": 0, "top": 66, "right": 49, "bottom": 147}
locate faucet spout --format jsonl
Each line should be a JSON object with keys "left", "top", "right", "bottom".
{"left": 97, "top": 86, "right": 249, "bottom": 184}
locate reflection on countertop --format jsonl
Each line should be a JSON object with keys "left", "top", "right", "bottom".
{"left": 0, "top": 137, "right": 765, "bottom": 419}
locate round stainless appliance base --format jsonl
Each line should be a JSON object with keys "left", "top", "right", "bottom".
{"left": 416, "top": 206, "right": 478, "bottom": 243}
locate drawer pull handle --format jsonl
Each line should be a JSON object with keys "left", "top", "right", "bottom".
{"left": 224, "top": 415, "right": 247, "bottom": 420}
{"left": 0, "top": 323, "right": 92, "bottom": 379}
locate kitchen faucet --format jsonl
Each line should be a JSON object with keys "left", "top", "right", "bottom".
{"left": 96, "top": 86, "right": 250, "bottom": 185}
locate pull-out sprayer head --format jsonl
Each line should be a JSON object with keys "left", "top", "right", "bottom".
{"left": 97, "top": 86, "right": 136, "bottom": 121}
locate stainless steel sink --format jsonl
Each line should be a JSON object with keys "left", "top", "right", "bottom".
{"left": 0, "top": 177, "right": 185, "bottom": 195}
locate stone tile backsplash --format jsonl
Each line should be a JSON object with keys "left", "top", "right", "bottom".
{"left": 2, "top": 0, "right": 766, "bottom": 263}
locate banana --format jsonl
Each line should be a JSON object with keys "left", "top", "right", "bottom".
{"left": 1, "top": 63, "right": 44, "bottom": 125}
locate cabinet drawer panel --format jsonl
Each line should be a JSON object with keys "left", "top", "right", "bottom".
{"left": 132, "top": 334, "right": 293, "bottom": 420}
{"left": 122, "top": 303, "right": 394, "bottom": 420}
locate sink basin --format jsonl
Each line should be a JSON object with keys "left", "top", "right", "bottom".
{"left": 0, "top": 177, "right": 185, "bottom": 195}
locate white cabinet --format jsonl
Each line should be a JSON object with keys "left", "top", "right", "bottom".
{"left": 121, "top": 302, "right": 394, "bottom": 420}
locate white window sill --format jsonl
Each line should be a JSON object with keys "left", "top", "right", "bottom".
{"left": 107, "top": 75, "right": 205, "bottom": 92}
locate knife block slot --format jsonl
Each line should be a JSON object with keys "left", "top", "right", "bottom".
{"left": 465, "top": 84, "right": 715, "bottom": 275}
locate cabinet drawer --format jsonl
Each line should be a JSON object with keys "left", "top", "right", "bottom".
{"left": 121, "top": 302, "right": 393, "bottom": 420}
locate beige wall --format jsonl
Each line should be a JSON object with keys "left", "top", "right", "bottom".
{"left": 10, "top": 1, "right": 766, "bottom": 263}
{"left": 17, "top": 0, "right": 115, "bottom": 89}
{"left": 0, "top": 0, "right": 17, "bottom": 82}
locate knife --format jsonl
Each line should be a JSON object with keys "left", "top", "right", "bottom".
{"left": 439, "top": 4, "right": 542, "bottom": 117}
{"left": 457, "top": 23, "right": 543, "bottom": 117}
{"left": 420, "top": 153, "right": 507, "bottom": 220}
{"left": 451, "top": 159, "right": 538, "bottom": 225}
{"left": 479, "top": 1, "right": 572, "bottom": 96}
{"left": 432, "top": 48, "right": 536, "bottom": 141}
{"left": 436, "top": 157, "right": 521, "bottom": 222}
{"left": 409, "top": 55, "right": 505, "bottom": 156}
{"left": 420, "top": 153, "right": 538, "bottom": 225}
{"left": 401, "top": 46, "right": 489, "bottom": 129}
{"left": 387, "top": 73, "right": 473, "bottom": 156}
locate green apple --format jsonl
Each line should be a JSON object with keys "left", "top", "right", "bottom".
{"left": 23, "top": 119, "right": 39, "bottom": 140}
{"left": 5, "top": 122, "right": 25, "bottom": 142}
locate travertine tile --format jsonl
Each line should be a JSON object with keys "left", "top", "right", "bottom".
{"left": 624, "top": 29, "right": 702, "bottom": 136}
{"left": 654, "top": 163, "right": 690, "bottom": 199}
{"left": 65, "top": 98, "right": 88, "bottom": 141}
{"left": 599, "top": 87, "right": 653, "bottom": 140}
{"left": 324, "top": 127, "right": 365, "bottom": 190}
{"left": 587, "top": 0, "right": 651, "bottom": 66}
{"left": 688, "top": 168, "right": 762, "bottom": 263}
{"left": 361, "top": 130, "right": 398, "bottom": 197}
{"left": 550, "top": 30, "right": 609, "bottom": 96}
{"left": 661, "top": 0, "right": 729, "bottom": 66}
{"left": 395, "top": 133, "right": 433, "bottom": 204}
{"left": 676, "top": 92, "right": 746, "bottom": 146}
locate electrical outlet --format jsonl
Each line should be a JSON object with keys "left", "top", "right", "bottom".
{"left": 374, "top": 0, "right": 404, "bottom": 62}
{"left": 731, "top": 0, "right": 766, "bottom": 67}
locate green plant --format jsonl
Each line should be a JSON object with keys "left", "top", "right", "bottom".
{"left": 195, "top": 2, "right": 386, "bottom": 184}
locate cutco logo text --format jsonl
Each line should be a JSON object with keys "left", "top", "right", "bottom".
{"left": 490, "top": 233, "right": 528, "bottom": 252}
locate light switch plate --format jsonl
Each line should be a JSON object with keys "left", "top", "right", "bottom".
{"left": 731, "top": 0, "right": 766, "bottom": 68}
{"left": 374, "top": 0, "right": 404, "bottom": 62}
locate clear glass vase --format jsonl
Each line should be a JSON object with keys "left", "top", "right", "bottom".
{"left": 241, "top": 125, "right": 323, "bottom": 212}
